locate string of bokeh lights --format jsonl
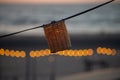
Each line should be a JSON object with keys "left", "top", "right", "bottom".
{"left": 0, "top": 47, "right": 118, "bottom": 58}
{"left": 0, "top": 48, "right": 26, "bottom": 58}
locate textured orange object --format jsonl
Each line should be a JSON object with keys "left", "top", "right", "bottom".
{"left": 44, "top": 21, "right": 71, "bottom": 53}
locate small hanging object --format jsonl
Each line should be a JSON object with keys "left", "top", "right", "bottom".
{"left": 44, "top": 20, "right": 71, "bottom": 53}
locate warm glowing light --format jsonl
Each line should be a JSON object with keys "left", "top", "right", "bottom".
{"left": 84, "top": 49, "right": 88, "bottom": 56}
{"left": 74, "top": 50, "right": 78, "bottom": 57}
{"left": 56, "top": 51, "right": 60, "bottom": 55}
{"left": 0, "top": 48, "right": 4, "bottom": 55}
{"left": 60, "top": 51, "right": 65, "bottom": 56}
{"left": 97, "top": 47, "right": 102, "bottom": 54}
{"left": 88, "top": 49, "right": 93, "bottom": 56}
{"left": 35, "top": 51, "right": 39, "bottom": 57}
{"left": 15, "top": 51, "right": 20, "bottom": 58}
{"left": 66, "top": 50, "right": 70, "bottom": 56}
{"left": 45, "top": 49, "right": 51, "bottom": 56}
{"left": 29, "top": 49, "right": 51, "bottom": 58}
{"left": 96, "top": 47, "right": 117, "bottom": 56}
{"left": 81, "top": 50, "right": 84, "bottom": 56}
{"left": 63, "top": 50, "right": 68, "bottom": 56}
{"left": 36, "top": 50, "right": 41, "bottom": 57}
{"left": 5, "top": 49, "right": 10, "bottom": 56}
{"left": 10, "top": 50, "right": 15, "bottom": 57}
{"left": 56, "top": 49, "right": 94, "bottom": 57}
{"left": 0, "top": 47, "right": 117, "bottom": 58}
{"left": 40, "top": 50, "right": 45, "bottom": 57}
{"left": 20, "top": 51, "right": 26, "bottom": 58}
{"left": 0, "top": 48, "right": 94, "bottom": 57}
{"left": 30, "top": 51, "right": 35, "bottom": 58}
{"left": 57, "top": 51, "right": 63, "bottom": 56}
{"left": 78, "top": 50, "right": 82, "bottom": 56}
{"left": 0, "top": 48, "right": 26, "bottom": 58}
{"left": 112, "top": 49, "right": 117, "bottom": 56}
{"left": 107, "top": 48, "right": 112, "bottom": 55}
{"left": 101, "top": 48, "right": 106, "bottom": 54}
{"left": 69, "top": 50, "right": 74, "bottom": 56}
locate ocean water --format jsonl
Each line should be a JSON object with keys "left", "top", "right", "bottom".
{"left": 0, "top": 3, "right": 120, "bottom": 35}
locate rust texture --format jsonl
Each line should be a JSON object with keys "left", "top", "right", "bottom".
{"left": 44, "top": 21, "right": 71, "bottom": 53}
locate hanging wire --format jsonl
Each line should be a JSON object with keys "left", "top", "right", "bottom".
{"left": 0, "top": 0, "right": 115, "bottom": 39}
{"left": 62, "top": 0, "right": 115, "bottom": 21}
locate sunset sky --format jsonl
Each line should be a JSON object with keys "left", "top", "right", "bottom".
{"left": 0, "top": 0, "right": 119, "bottom": 4}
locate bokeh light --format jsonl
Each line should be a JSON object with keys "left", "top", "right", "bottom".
{"left": 96, "top": 47, "right": 117, "bottom": 56}
{"left": 0, "top": 47, "right": 118, "bottom": 58}
{"left": 4, "top": 49, "right": 10, "bottom": 56}
{"left": 0, "top": 48, "right": 5, "bottom": 55}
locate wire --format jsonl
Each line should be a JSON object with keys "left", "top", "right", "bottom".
{"left": 0, "top": 0, "right": 115, "bottom": 39}
{"left": 62, "top": 0, "right": 115, "bottom": 21}
{"left": 0, "top": 25, "right": 43, "bottom": 39}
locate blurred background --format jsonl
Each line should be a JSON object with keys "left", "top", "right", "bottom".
{"left": 0, "top": 0, "right": 120, "bottom": 80}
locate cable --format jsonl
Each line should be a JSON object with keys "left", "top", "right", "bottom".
{"left": 0, "top": 25, "right": 43, "bottom": 39}
{"left": 62, "top": 0, "right": 115, "bottom": 21}
{"left": 0, "top": 0, "right": 115, "bottom": 39}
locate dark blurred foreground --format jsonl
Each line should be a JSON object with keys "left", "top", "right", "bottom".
{"left": 0, "top": 34, "right": 120, "bottom": 80}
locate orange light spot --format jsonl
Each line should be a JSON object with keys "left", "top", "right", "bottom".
{"left": 40, "top": 50, "right": 46, "bottom": 56}
{"left": 15, "top": 51, "right": 20, "bottom": 58}
{"left": 107, "top": 48, "right": 112, "bottom": 55}
{"left": 0, "top": 48, "right": 4, "bottom": 55}
{"left": 83, "top": 49, "right": 88, "bottom": 56}
{"left": 38, "top": 50, "right": 42, "bottom": 57}
{"left": 61, "top": 51, "right": 65, "bottom": 56}
{"left": 42, "top": 50, "right": 47, "bottom": 56}
{"left": 82, "top": 50, "right": 85, "bottom": 56}
{"left": 69, "top": 50, "right": 74, "bottom": 56}
{"left": 45, "top": 49, "right": 51, "bottom": 55}
{"left": 10, "top": 50, "right": 15, "bottom": 57}
{"left": 74, "top": 50, "right": 79, "bottom": 57}
{"left": 35, "top": 51, "right": 40, "bottom": 57}
{"left": 66, "top": 50, "right": 69, "bottom": 56}
{"left": 66, "top": 50, "right": 70, "bottom": 56}
{"left": 20, "top": 51, "right": 26, "bottom": 58}
{"left": 78, "top": 50, "right": 82, "bottom": 56}
{"left": 97, "top": 47, "right": 102, "bottom": 54}
{"left": 5, "top": 49, "right": 10, "bottom": 56}
{"left": 88, "top": 49, "right": 93, "bottom": 56}
{"left": 112, "top": 49, "right": 117, "bottom": 56}
{"left": 30, "top": 51, "right": 35, "bottom": 58}
{"left": 101, "top": 48, "right": 106, "bottom": 54}
{"left": 63, "top": 50, "right": 68, "bottom": 56}
{"left": 58, "top": 51, "right": 63, "bottom": 56}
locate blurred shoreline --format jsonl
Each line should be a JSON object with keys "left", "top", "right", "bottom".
{"left": 0, "top": 33, "right": 120, "bottom": 49}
